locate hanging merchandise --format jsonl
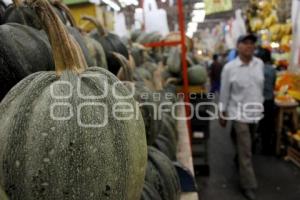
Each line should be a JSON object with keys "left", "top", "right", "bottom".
{"left": 143, "top": 0, "right": 169, "bottom": 36}
{"left": 224, "top": 19, "right": 235, "bottom": 49}
{"left": 114, "top": 12, "right": 128, "bottom": 38}
{"left": 231, "top": 9, "right": 247, "bottom": 44}
{"left": 204, "top": 0, "right": 233, "bottom": 15}
{"left": 134, "top": 8, "right": 144, "bottom": 30}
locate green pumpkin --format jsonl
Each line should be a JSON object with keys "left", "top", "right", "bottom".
{"left": 188, "top": 65, "right": 208, "bottom": 85}
{"left": 167, "top": 47, "right": 181, "bottom": 75}
{"left": 140, "top": 181, "right": 162, "bottom": 200}
{"left": 0, "top": 185, "right": 9, "bottom": 200}
{"left": 130, "top": 29, "right": 143, "bottom": 43}
{"left": 81, "top": 16, "right": 129, "bottom": 76}
{"left": 145, "top": 147, "right": 181, "bottom": 200}
{"left": 0, "top": 0, "right": 6, "bottom": 25}
{"left": 0, "top": 23, "right": 54, "bottom": 100}
{"left": 83, "top": 35, "right": 107, "bottom": 69}
{"left": 3, "top": 0, "right": 94, "bottom": 67}
{"left": 113, "top": 53, "right": 159, "bottom": 145}
{"left": 0, "top": 1, "right": 147, "bottom": 199}
{"left": 3, "top": 0, "right": 68, "bottom": 29}
{"left": 154, "top": 134, "right": 176, "bottom": 161}
{"left": 136, "top": 32, "right": 161, "bottom": 45}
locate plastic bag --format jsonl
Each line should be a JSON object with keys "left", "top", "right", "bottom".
{"left": 143, "top": 0, "right": 169, "bottom": 36}
{"left": 114, "top": 12, "right": 128, "bottom": 37}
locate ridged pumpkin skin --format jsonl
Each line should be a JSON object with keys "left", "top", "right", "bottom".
{"left": 3, "top": 3, "right": 67, "bottom": 29}
{"left": 145, "top": 147, "right": 181, "bottom": 200}
{"left": 0, "top": 23, "right": 54, "bottom": 100}
{"left": 123, "top": 81, "right": 159, "bottom": 145}
{"left": 188, "top": 65, "right": 208, "bottom": 85}
{"left": 0, "top": 67, "right": 147, "bottom": 200}
{"left": 0, "top": 0, "right": 6, "bottom": 25}
{"left": 140, "top": 181, "right": 162, "bottom": 200}
{"left": 83, "top": 35, "right": 107, "bottom": 69}
{"left": 3, "top": 4, "right": 94, "bottom": 67}
{"left": 0, "top": 185, "right": 8, "bottom": 200}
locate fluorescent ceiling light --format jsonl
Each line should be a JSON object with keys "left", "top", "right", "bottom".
{"left": 194, "top": 2, "right": 205, "bottom": 9}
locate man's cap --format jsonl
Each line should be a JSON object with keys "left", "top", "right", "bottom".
{"left": 237, "top": 34, "right": 257, "bottom": 44}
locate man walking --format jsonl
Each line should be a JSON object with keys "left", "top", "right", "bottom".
{"left": 219, "top": 34, "right": 264, "bottom": 200}
{"left": 209, "top": 54, "right": 223, "bottom": 94}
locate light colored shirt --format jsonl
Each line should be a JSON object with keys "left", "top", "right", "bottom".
{"left": 219, "top": 56, "right": 264, "bottom": 123}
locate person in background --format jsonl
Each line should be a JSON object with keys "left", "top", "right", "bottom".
{"left": 209, "top": 54, "right": 223, "bottom": 94}
{"left": 255, "top": 47, "right": 277, "bottom": 155}
{"left": 219, "top": 34, "right": 264, "bottom": 200}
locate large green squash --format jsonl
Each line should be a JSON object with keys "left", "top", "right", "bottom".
{"left": 81, "top": 16, "right": 129, "bottom": 76}
{"left": 188, "top": 64, "right": 208, "bottom": 85}
{"left": 3, "top": 0, "right": 94, "bottom": 67}
{"left": 136, "top": 32, "right": 162, "bottom": 45}
{"left": 83, "top": 35, "right": 107, "bottom": 69}
{"left": 140, "top": 181, "right": 162, "bottom": 200}
{"left": 0, "top": 1, "right": 147, "bottom": 199}
{"left": 154, "top": 134, "right": 176, "bottom": 161}
{"left": 167, "top": 47, "right": 181, "bottom": 75}
{"left": 145, "top": 147, "right": 181, "bottom": 200}
{"left": 0, "top": 185, "right": 8, "bottom": 200}
{"left": 0, "top": 0, "right": 6, "bottom": 25}
{"left": 130, "top": 43, "right": 149, "bottom": 67}
{"left": 114, "top": 53, "right": 159, "bottom": 145}
{"left": 130, "top": 29, "right": 143, "bottom": 43}
{"left": 0, "top": 23, "right": 54, "bottom": 100}
{"left": 3, "top": 0, "right": 67, "bottom": 29}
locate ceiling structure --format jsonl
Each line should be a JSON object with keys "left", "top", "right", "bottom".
{"left": 91, "top": 0, "right": 251, "bottom": 32}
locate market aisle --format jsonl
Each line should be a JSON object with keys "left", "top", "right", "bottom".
{"left": 197, "top": 120, "right": 300, "bottom": 200}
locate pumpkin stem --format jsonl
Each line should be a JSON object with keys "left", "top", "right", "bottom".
{"left": 27, "top": 0, "right": 87, "bottom": 76}
{"left": 12, "top": 0, "right": 23, "bottom": 6}
{"left": 81, "top": 15, "right": 107, "bottom": 36}
{"left": 51, "top": 0, "right": 77, "bottom": 28}
{"left": 113, "top": 52, "right": 133, "bottom": 82}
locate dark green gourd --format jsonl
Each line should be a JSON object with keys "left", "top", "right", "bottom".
{"left": 83, "top": 35, "right": 107, "bottom": 69}
{"left": 140, "top": 181, "right": 162, "bottom": 200}
{"left": 0, "top": 1, "right": 147, "bottom": 199}
{"left": 0, "top": 0, "right": 6, "bottom": 25}
{"left": 0, "top": 185, "right": 8, "bottom": 200}
{"left": 3, "top": 0, "right": 94, "bottom": 67}
{"left": 113, "top": 53, "right": 159, "bottom": 145}
{"left": 81, "top": 16, "right": 129, "bottom": 76}
{"left": 4, "top": 0, "right": 66, "bottom": 29}
{"left": 0, "top": 23, "right": 54, "bottom": 100}
{"left": 154, "top": 134, "right": 176, "bottom": 161}
{"left": 145, "top": 147, "right": 181, "bottom": 200}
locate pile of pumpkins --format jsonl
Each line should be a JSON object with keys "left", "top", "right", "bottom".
{"left": 129, "top": 29, "right": 208, "bottom": 87}
{"left": 0, "top": 0, "right": 182, "bottom": 199}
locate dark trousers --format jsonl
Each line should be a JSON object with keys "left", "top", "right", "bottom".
{"left": 259, "top": 99, "right": 276, "bottom": 154}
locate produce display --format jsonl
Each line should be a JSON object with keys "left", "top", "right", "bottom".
{"left": 275, "top": 72, "right": 300, "bottom": 103}
{"left": 246, "top": 0, "right": 292, "bottom": 67}
{"left": 81, "top": 15, "right": 129, "bottom": 76}
{"left": 0, "top": 1, "right": 147, "bottom": 199}
{"left": 0, "top": 0, "right": 195, "bottom": 199}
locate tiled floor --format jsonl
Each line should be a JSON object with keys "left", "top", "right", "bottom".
{"left": 197, "top": 120, "right": 300, "bottom": 200}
